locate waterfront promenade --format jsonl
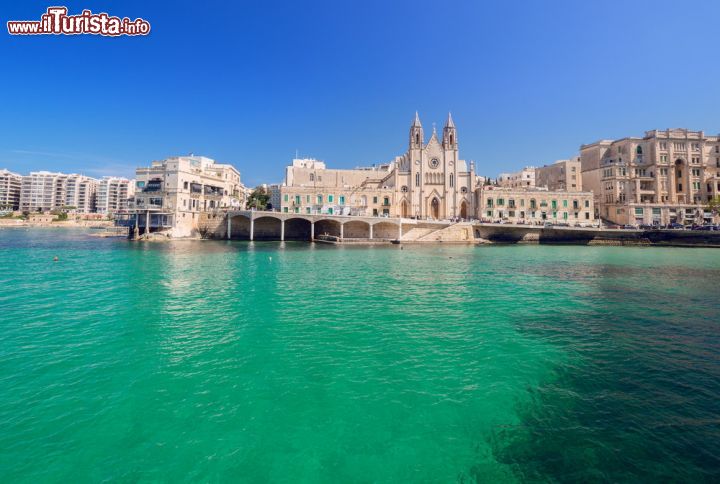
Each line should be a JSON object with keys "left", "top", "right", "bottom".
{"left": 199, "top": 210, "right": 720, "bottom": 247}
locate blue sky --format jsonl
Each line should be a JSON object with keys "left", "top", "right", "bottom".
{"left": 2, "top": 0, "right": 719, "bottom": 186}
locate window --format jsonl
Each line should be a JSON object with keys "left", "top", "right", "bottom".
{"left": 317, "top": 195, "right": 323, "bottom": 204}
{"left": 283, "top": 207, "right": 288, "bottom": 213}
{"left": 306, "top": 207, "right": 311, "bottom": 213}
{"left": 449, "top": 174, "right": 454, "bottom": 187}
{"left": 415, "top": 173, "right": 420, "bottom": 186}
{"left": 373, "top": 196, "right": 378, "bottom": 204}
{"left": 383, "top": 197, "right": 389, "bottom": 206}
{"left": 461, "top": 187, "right": 468, "bottom": 193}
{"left": 636, "top": 146, "right": 642, "bottom": 154}
{"left": 295, "top": 195, "right": 300, "bottom": 205}
{"left": 306, "top": 195, "right": 310, "bottom": 203}
{"left": 635, "top": 207, "right": 644, "bottom": 215}
{"left": 328, "top": 195, "right": 334, "bottom": 203}
{"left": 401, "top": 186, "right": 408, "bottom": 193}
{"left": 563, "top": 212, "right": 568, "bottom": 220}
{"left": 551, "top": 200, "right": 557, "bottom": 209}
{"left": 497, "top": 198, "right": 504, "bottom": 206}
{"left": 563, "top": 200, "right": 568, "bottom": 208}
{"left": 530, "top": 199, "right": 536, "bottom": 209}
{"left": 487, "top": 198, "right": 494, "bottom": 207}
{"left": 283, "top": 194, "right": 289, "bottom": 202}
{"left": 584, "top": 200, "right": 589, "bottom": 208}
{"left": 183, "top": 181, "right": 189, "bottom": 189}
{"left": 339, "top": 195, "right": 345, "bottom": 205}
{"left": 310, "top": 173, "right": 314, "bottom": 181}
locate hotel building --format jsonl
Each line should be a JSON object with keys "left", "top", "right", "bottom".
{"left": 96, "top": 177, "right": 134, "bottom": 215}
{"left": 280, "top": 113, "right": 477, "bottom": 219}
{"left": 19, "top": 171, "right": 97, "bottom": 213}
{"left": 476, "top": 186, "right": 595, "bottom": 225}
{"left": 0, "top": 169, "right": 22, "bottom": 210}
{"left": 130, "top": 155, "right": 245, "bottom": 237}
{"left": 581, "top": 129, "right": 720, "bottom": 225}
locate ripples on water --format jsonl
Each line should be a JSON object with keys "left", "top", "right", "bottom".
{"left": 0, "top": 228, "right": 719, "bottom": 482}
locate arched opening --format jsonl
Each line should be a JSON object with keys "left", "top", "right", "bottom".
{"left": 400, "top": 200, "right": 410, "bottom": 218}
{"left": 285, "top": 218, "right": 312, "bottom": 240}
{"left": 415, "top": 133, "right": 419, "bottom": 144}
{"left": 636, "top": 146, "right": 643, "bottom": 155}
{"left": 675, "top": 159, "right": 684, "bottom": 192}
{"left": 460, "top": 200, "right": 468, "bottom": 219}
{"left": 343, "top": 220, "right": 370, "bottom": 239}
{"left": 229, "top": 215, "right": 251, "bottom": 239}
{"left": 430, "top": 197, "right": 440, "bottom": 219}
{"left": 315, "top": 219, "right": 341, "bottom": 239}
{"left": 253, "top": 216, "right": 282, "bottom": 240}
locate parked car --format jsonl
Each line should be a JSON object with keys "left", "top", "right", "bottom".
{"left": 668, "top": 223, "right": 685, "bottom": 230}
{"left": 543, "top": 222, "right": 553, "bottom": 228}
{"left": 621, "top": 224, "right": 638, "bottom": 229}
{"left": 605, "top": 224, "right": 621, "bottom": 229}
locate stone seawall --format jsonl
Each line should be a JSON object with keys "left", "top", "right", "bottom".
{"left": 474, "top": 224, "right": 720, "bottom": 247}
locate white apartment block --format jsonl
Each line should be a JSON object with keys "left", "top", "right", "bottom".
{"left": 19, "top": 171, "right": 97, "bottom": 213}
{"left": 131, "top": 155, "right": 245, "bottom": 237}
{"left": 0, "top": 169, "right": 22, "bottom": 210}
{"left": 96, "top": 177, "right": 134, "bottom": 215}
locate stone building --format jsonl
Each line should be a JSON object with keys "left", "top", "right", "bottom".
{"left": 535, "top": 158, "right": 582, "bottom": 191}
{"left": 498, "top": 167, "right": 535, "bottom": 189}
{"left": 129, "top": 155, "right": 245, "bottom": 237}
{"left": 581, "top": 129, "right": 720, "bottom": 225}
{"left": 280, "top": 113, "right": 477, "bottom": 219}
{"left": 0, "top": 169, "right": 22, "bottom": 210}
{"left": 476, "top": 186, "right": 595, "bottom": 225}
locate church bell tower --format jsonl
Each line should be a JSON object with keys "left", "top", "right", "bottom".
{"left": 410, "top": 111, "right": 424, "bottom": 150}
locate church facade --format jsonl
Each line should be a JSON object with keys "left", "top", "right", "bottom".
{"left": 279, "top": 113, "right": 477, "bottom": 220}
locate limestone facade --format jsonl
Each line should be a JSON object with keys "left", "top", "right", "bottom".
{"left": 280, "top": 113, "right": 477, "bottom": 220}
{"left": 581, "top": 129, "right": 720, "bottom": 225}
{"left": 132, "top": 155, "right": 245, "bottom": 237}
{"left": 476, "top": 186, "right": 595, "bottom": 225}
{"left": 535, "top": 158, "right": 582, "bottom": 191}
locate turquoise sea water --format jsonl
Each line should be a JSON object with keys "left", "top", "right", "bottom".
{"left": 1, "top": 228, "right": 719, "bottom": 482}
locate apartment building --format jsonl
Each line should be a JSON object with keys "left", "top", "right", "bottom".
{"left": 581, "top": 129, "right": 720, "bottom": 225}
{"left": 131, "top": 155, "right": 245, "bottom": 237}
{"left": 535, "top": 158, "right": 582, "bottom": 191}
{"left": 497, "top": 166, "right": 535, "bottom": 189}
{"left": 19, "top": 171, "right": 97, "bottom": 213}
{"left": 96, "top": 177, "right": 134, "bottom": 215}
{"left": 0, "top": 169, "right": 22, "bottom": 210}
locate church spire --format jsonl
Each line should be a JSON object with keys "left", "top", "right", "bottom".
{"left": 409, "top": 111, "right": 424, "bottom": 149}
{"left": 445, "top": 112, "right": 455, "bottom": 129}
{"left": 443, "top": 112, "right": 457, "bottom": 150}
{"left": 412, "top": 111, "right": 422, "bottom": 127}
